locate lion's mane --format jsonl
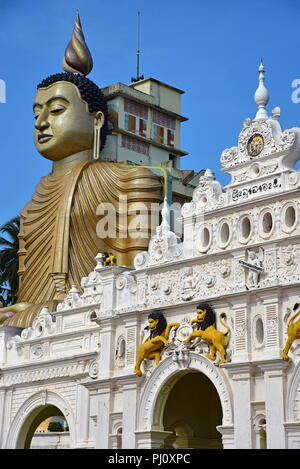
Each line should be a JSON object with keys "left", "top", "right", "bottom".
{"left": 196, "top": 303, "right": 216, "bottom": 331}
{"left": 148, "top": 312, "right": 167, "bottom": 338}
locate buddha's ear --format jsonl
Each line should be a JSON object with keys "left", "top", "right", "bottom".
{"left": 94, "top": 111, "right": 105, "bottom": 129}
{"left": 93, "top": 111, "right": 105, "bottom": 160}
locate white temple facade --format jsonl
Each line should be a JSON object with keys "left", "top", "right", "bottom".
{"left": 2, "top": 63, "right": 300, "bottom": 449}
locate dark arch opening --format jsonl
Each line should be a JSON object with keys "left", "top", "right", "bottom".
{"left": 162, "top": 371, "right": 223, "bottom": 449}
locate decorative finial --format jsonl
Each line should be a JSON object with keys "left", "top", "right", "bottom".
{"left": 254, "top": 59, "right": 269, "bottom": 120}
{"left": 161, "top": 197, "right": 170, "bottom": 234}
{"left": 62, "top": 11, "right": 93, "bottom": 75}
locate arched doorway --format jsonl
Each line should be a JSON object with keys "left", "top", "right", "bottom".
{"left": 162, "top": 371, "right": 223, "bottom": 449}
{"left": 136, "top": 353, "right": 234, "bottom": 449}
{"left": 5, "top": 390, "right": 75, "bottom": 449}
{"left": 18, "top": 404, "right": 69, "bottom": 449}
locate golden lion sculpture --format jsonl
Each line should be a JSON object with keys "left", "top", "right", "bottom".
{"left": 282, "top": 302, "right": 300, "bottom": 361}
{"left": 184, "top": 303, "right": 230, "bottom": 364}
{"left": 102, "top": 252, "right": 117, "bottom": 267}
{"left": 134, "top": 312, "right": 179, "bottom": 377}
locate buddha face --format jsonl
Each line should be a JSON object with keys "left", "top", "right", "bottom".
{"left": 33, "top": 81, "right": 104, "bottom": 161}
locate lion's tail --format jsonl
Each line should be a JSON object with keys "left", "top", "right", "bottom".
{"left": 219, "top": 313, "right": 230, "bottom": 336}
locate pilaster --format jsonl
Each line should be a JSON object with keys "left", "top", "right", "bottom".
{"left": 224, "top": 362, "right": 254, "bottom": 448}
{"left": 256, "top": 359, "right": 289, "bottom": 448}
{"left": 94, "top": 381, "right": 112, "bottom": 449}
{"left": 216, "top": 425, "right": 235, "bottom": 449}
{"left": 118, "top": 375, "right": 140, "bottom": 448}
{"left": 75, "top": 383, "right": 90, "bottom": 448}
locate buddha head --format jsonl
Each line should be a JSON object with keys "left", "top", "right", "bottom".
{"left": 33, "top": 12, "right": 107, "bottom": 162}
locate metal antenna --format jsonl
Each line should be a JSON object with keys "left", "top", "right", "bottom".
{"left": 131, "top": 11, "right": 144, "bottom": 83}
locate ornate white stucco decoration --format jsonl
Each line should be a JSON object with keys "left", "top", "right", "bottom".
{"left": 181, "top": 169, "right": 226, "bottom": 216}
{"left": 239, "top": 248, "right": 264, "bottom": 288}
{"left": 56, "top": 257, "right": 104, "bottom": 313}
{"left": 115, "top": 334, "right": 126, "bottom": 368}
{"left": 220, "top": 62, "right": 297, "bottom": 173}
{"left": 181, "top": 267, "right": 196, "bottom": 300}
{"left": 7, "top": 307, "right": 56, "bottom": 355}
{"left": 134, "top": 197, "right": 183, "bottom": 269}
{"left": 221, "top": 119, "right": 295, "bottom": 170}
{"left": 116, "top": 271, "right": 137, "bottom": 293}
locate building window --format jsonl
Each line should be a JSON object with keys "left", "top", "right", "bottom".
{"left": 125, "top": 113, "right": 147, "bottom": 137}
{"left": 153, "top": 124, "right": 175, "bottom": 147}
{"left": 153, "top": 123, "right": 165, "bottom": 144}
{"left": 152, "top": 109, "right": 175, "bottom": 147}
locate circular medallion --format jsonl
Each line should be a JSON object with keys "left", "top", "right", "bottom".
{"left": 247, "top": 134, "right": 264, "bottom": 157}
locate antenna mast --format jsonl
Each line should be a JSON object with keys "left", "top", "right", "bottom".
{"left": 131, "top": 11, "right": 144, "bottom": 83}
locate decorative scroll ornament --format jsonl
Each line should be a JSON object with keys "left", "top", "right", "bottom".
{"left": 62, "top": 11, "right": 93, "bottom": 75}
{"left": 88, "top": 359, "right": 99, "bottom": 379}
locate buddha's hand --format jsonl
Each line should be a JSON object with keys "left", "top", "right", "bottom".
{"left": 0, "top": 302, "right": 32, "bottom": 321}
{"left": 0, "top": 313, "right": 14, "bottom": 324}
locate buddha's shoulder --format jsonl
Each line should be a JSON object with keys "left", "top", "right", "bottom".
{"left": 86, "top": 161, "right": 161, "bottom": 181}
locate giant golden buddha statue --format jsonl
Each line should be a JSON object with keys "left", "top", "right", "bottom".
{"left": 0, "top": 13, "right": 161, "bottom": 328}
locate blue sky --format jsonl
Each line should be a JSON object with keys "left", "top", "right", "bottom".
{"left": 0, "top": 0, "right": 300, "bottom": 227}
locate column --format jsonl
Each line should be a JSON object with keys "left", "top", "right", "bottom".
{"left": 75, "top": 383, "right": 90, "bottom": 448}
{"left": 94, "top": 383, "right": 112, "bottom": 449}
{"left": 257, "top": 359, "right": 289, "bottom": 449}
{"left": 120, "top": 376, "right": 139, "bottom": 448}
{"left": 97, "top": 317, "right": 116, "bottom": 380}
{"left": 216, "top": 425, "right": 235, "bottom": 449}
{"left": 225, "top": 362, "right": 254, "bottom": 448}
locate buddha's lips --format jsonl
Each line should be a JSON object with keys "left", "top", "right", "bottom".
{"left": 38, "top": 134, "right": 53, "bottom": 143}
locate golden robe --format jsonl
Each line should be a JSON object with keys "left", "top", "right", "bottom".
{"left": 5, "top": 161, "right": 161, "bottom": 327}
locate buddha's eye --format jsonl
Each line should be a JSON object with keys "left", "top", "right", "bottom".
{"left": 50, "top": 107, "right": 65, "bottom": 115}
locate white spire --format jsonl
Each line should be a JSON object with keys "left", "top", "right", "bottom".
{"left": 254, "top": 59, "right": 269, "bottom": 120}
{"left": 161, "top": 197, "right": 170, "bottom": 234}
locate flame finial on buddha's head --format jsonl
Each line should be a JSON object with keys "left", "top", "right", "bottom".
{"left": 62, "top": 11, "right": 93, "bottom": 76}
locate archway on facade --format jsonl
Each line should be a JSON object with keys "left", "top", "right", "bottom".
{"left": 160, "top": 370, "right": 223, "bottom": 449}
{"left": 137, "top": 354, "right": 233, "bottom": 449}
{"left": 5, "top": 390, "right": 75, "bottom": 449}
{"left": 17, "top": 404, "right": 69, "bottom": 449}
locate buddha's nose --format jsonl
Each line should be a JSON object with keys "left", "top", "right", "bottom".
{"left": 35, "top": 110, "right": 50, "bottom": 131}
